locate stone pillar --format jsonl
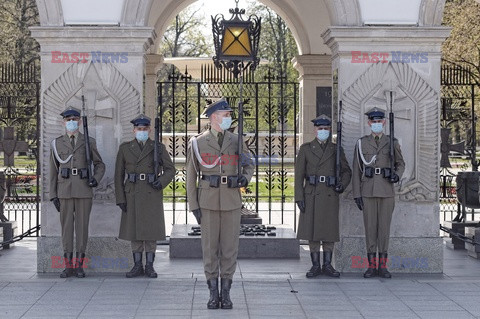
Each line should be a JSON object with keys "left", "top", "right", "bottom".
{"left": 145, "top": 54, "right": 164, "bottom": 138}
{"left": 30, "top": 26, "right": 154, "bottom": 272}
{"left": 322, "top": 26, "right": 450, "bottom": 273}
{"left": 292, "top": 55, "right": 332, "bottom": 144}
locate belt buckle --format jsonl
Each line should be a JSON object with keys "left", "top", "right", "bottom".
{"left": 71, "top": 168, "right": 78, "bottom": 176}
{"left": 221, "top": 176, "right": 228, "bottom": 184}
{"left": 139, "top": 173, "right": 146, "bottom": 181}
{"left": 375, "top": 168, "right": 382, "bottom": 175}
{"left": 318, "top": 176, "right": 326, "bottom": 183}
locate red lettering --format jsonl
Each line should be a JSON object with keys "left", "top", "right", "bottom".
{"left": 379, "top": 52, "right": 389, "bottom": 63}
{"left": 221, "top": 154, "right": 229, "bottom": 165}
{"left": 351, "top": 256, "right": 362, "bottom": 268}
{"left": 61, "top": 52, "right": 71, "bottom": 63}
{"left": 370, "top": 52, "right": 379, "bottom": 63}
{"left": 361, "top": 52, "right": 371, "bottom": 63}
{"left": 70, "top": 52, "right": 79, "bottom": 63}
{"left": 361, "top": 257, "right": 369, "bottom": 269}
{"left": 51, "top": 51, "right": 61, "bottom": 63}
{"left": 351, "top": 51, "right": 362, "bottom": 63}
{"left": 51, "top": 256, "right": 64, "bottom": 268}
{"left": 230, "top": 154, "right": 238, "bottom": 166}
{"left": 79, "top": 52, "right": 89, "bottom": 63}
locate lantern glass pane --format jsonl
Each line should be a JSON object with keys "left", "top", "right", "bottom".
{"left": 221, "top": 26, "right": 252, "bottom": 56}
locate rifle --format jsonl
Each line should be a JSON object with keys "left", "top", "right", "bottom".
{"left": 335, "top": 100, "right": 342, "bottom": 187}
{"left": 237, "top": 77, "right": 244, "bottom": 183}
{"left": 154, "top": 112, "right": 160, "bottom": 178}
{"left": 81, "top": 95, "right": 97, "bottom": 187}
{"left": 389, "top": 91, "right": 395, "bottom": 178}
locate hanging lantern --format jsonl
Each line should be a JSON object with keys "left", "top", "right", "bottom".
{"left": 211, "top": 0, "right": 261, "bottom": 78}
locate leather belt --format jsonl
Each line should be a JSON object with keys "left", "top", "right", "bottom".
{"left": 127, "top": 173, "right": 155, "bottom": 183}
{"left": 201, "top": 175, "right": 229, "bottom": 185}
{"left": 306, "top": 175, "right": 335, "bottom": 186}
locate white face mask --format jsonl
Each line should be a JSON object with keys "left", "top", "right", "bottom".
{"left": 65, "top": 120, "right": 79, "bottom": 132}
{"left": 371, "top": 122, "right": 383, "bottom": 134}
{"left": 219, "top": 116, "right": 232, "bottom": 131}
{"left": 135, "top": 131, "right": 148, "bottom": 142}
{"left": 317, "top": 129, "right": 330, "bottom": 141}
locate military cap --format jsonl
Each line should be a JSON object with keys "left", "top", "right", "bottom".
{"left": 203, "top": 98, "right": 233, "bottom": 117}
{"left": 311, "top": 114, "right": 332, "bottom": 126}
{"left": 60, "top": 106, "right": 81, "bottom": 118}
{"left": 130, "top": 114, "right": 151, "bottom": 126}
{"left": 365, "top": 107, "right": 386, "bottom": 120}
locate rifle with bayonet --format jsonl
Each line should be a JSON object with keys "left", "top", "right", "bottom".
{"left": 334, "top": 101, "right": 344, "bottom": 193}
{"left": 81, "top": 95, "right": 97, "bottom": 187}
{"left": 151, "top": 100, "right": 163, "bottom": 190}
{"left": 388, "top": 91, "right": 398, "bottom": 183}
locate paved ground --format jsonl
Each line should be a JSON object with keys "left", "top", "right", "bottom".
{"left": 0, "top": 239, "right": 479, "bottom": 318}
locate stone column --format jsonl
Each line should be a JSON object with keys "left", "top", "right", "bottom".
{"left": 30, "top": 26, "right": 154, "bottom": 272}
{"left": 292, "top": 55, "right": 332, "bottom": 144}
{"left": 322, "top": 26, "right": 450, "bottom": 273}
{"left": 145, "top": 54, "right": 164, "bottom": 138}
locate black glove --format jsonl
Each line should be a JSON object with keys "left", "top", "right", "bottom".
{"left": 51, "top": 197, "right": 61, "bottom": 212}
{"left": 296, "top": 200, "right": 305, "bottom": 213}
{"left": 238, "top": 175, "right": 248, "bottom": 187}
{"left": 88, "top": 178, "right": 98, "bottom": 187}
{"left": 390, "top": 173, "right": 399, "bottom": 183}
{"left": 151, "top": 178, "right": 163, "bottom": 190}
{"left": 117, "top": 203, "right": 127, "bottom": 213}
{"left": 192, "top": 209, "right": 202, "bottom": 224}
{"left": 334, "top": 184, "right": 345, "bottom": 193}
{"left": 354, "top": 197, "right": 364, "bottom": 211}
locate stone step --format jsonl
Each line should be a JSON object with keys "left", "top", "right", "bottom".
{"left": 169, "top": 224, "right": 299, "bottom": 259}
{"left": 465, "top": 226, "right": 480, "bottom": 258}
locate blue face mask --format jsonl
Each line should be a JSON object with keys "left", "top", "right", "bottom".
{"left": 136, "top": 131, "right": 148, "bottom": 142}
{"left": 219, "top": 116, "right": 232, "bottom": 131}
{"left": 371, "top": 122, "right": 383, "bottom": 134}
{"left": 317, "top": 129, "right": 330, "bottom": 141}
{"left": 65, "top": 120, "right": 78, "bottom": 132}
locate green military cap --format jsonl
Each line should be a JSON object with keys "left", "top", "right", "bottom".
{"left": 311, "top": 114, "right": 332, "bottom": 126}
{"left": 203, "top": 98, "right": 233, "bottom": 117}
{"left": 60, "top": 106, "right": 81, "bottom": 118}
{"left": 130, "top": 114, "right": 151, "bottom": 126}
{"left": 365, "top": 107, "right": 386, "bottom": 120}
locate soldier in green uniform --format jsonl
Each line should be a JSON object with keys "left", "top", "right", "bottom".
{"left": 49, "top": 106, "right": 106, "bottom": 278}
{"left": 352, "top": 107, "right": 405, "bottom": 278}
{"left": 186, "top": 98, "right": 254, "bottom": 309}
{"left": 114, "top": 114, "right": 175, "bottom": 278}
{"left": 295, "top": 115, "right": 352, "bottom": 278}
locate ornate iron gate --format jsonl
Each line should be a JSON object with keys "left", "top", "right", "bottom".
{"left": 440, "top": 61, "right": 479, "bottom": 223}
{"left": 0, "top": 63, "right": 41, "bottom": 237}
{"left": 158, "top": 65, "right": 299, "bottom": 228}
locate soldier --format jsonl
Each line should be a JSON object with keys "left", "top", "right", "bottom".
{"left": 352, "top": 107, "right": 405, "bottom": 278}
{"left": 295, "top": 115, "right": 352, "bottom": 278}
{"left": 186, "top": 98, "right": 254, "bottom": 309}
{"left": 49, "top": 106, "right": 105, "bottom": 278}
{"left": 114, "top": 114, "right": 175, "bottom": 278}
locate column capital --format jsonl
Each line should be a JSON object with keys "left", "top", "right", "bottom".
{"left": 146, "top": 54, "right": 164, "bottom": 76}
{"left": 292, "top": 54, "right": 332, "bottom": 79}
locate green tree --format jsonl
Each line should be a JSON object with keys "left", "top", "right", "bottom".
{"left": 0, "top": 0, "right": 39, "bottom": 64}
{"left": 160, "top": 6, "right": 213, "bottom": 58}
{"left": 442, "top": 0, "right": 480, "bottom": 84}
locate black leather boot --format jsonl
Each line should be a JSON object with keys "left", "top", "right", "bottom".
{"left": 75, "top": 252, "right": 86, "bottom": 278}
{"left": 207, "top": 278, "right": 220, "bottom": 309}
{"left": 322, "top": 251, "right": 340, "bottom": 277}
{"left": 144, "top": 252, "right": 158, "bottom": 278}
{"left": 60, "top": 252, "right": 73, "bottom": 278}
{"left": 306, "top": 252, "right": 322, "bottom": 278}
{"left": 220, "top": 278, "right": 233, "bottom": 309}
{"left": 363, "top": 253, "right": 378, "bottom": 278}
{"left": 378, "top": 253, "right": 392, "bottom": 278}
{"left": 126, "top": 252, "right": 144, "bottom": 278}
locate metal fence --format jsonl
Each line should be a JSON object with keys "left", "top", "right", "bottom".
{"left": 158, "top": 65, "right": 299, "bottom": 229}
{"left": 0, "top": 63, "right": 40, "bottom": 237}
